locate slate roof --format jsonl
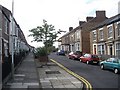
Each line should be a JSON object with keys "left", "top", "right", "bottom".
{"left": 91, "top": 14, "right": 120, "bottom": 31}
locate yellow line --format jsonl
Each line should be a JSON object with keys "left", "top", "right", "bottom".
{"left": 50, "top": 59, "right": 93, "bottom": 90}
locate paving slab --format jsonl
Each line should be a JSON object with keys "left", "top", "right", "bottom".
{"left": 35, "top": 58, "right": 83, "bottom": 89}
{"left": 3, "top": 52, "right": 83, "bottom": 89}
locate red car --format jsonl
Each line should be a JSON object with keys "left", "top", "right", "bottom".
{"left": 79, "top": 54, "right": 100, "bottom": 64}
{"left": 68, "top": 51, "right": 82, "bottom": 60}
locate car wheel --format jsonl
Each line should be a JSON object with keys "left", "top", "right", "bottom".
{"left": 114, "top": 68, "right": 119, "bottom": 74}
{"left": 73, "top": 57, "right": 75, "bottom": 60}
{"left": 68, "top": 56, "right": 70, "bottom": 59}
{"left": 71, "top": 57, "right": 74, "bottom": 59}
{"left": 86, "top": 61, "right": 89, "bottom": 64}
{"left": 100, "top": 64, "right": 104, "bottom": 70}
{"left": 80, "top": 59, "right": 82, "bottom": 62}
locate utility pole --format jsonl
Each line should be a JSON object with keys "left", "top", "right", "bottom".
{"left": 11, "top": 0, "right": 14, "bottom": 79}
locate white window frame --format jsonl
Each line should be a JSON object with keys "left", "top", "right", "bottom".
{"left": 98, "top": 43, "right": 105, "bottom": 55}
{"left": 3, "top": 39, "right": 8, "bottom": 57}
{"left": 92, "top": 30, "right": 97, "bottom": 41}
{"left": 99, "top": 28, "right": 104, "bottom": 41}
{"left": 75, "top": 43, "right": 80, "bottom": 51}
{"left": 76, "top": 30, "right": 80, "bottom": 40}
{"left": 4, "top": 16, "right": 9, "bottom": 35}
{"left": 107, "top": 24, "right": 113, "bottom": 39}
{"left": 117, "top": 21, "right": 120, "bottom": 37}
{"left": 115, "top": 42, "right": 120, "bottom": 57}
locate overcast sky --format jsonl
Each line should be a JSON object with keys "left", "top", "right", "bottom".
{"left": 0, "top": 0, "right": 120, "bottom": 48}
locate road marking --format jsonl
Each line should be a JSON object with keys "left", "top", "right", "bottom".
{"left": 50, "top": 59, "right": 93, "bottom": 90}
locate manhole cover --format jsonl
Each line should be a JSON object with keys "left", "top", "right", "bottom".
{"left": 46, "top": 71, "right": 61, "bottom": 74}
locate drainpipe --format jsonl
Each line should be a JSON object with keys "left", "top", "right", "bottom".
{"left": 113, "top": 23, "right": 116, "bottom": 58}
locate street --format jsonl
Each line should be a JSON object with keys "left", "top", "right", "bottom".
{"left": 49, "top": 53, "right": 120, "bottom": 89}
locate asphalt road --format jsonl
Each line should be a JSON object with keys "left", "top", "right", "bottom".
{"left": 49, "top": 53, "right": 120, "bottom": 89}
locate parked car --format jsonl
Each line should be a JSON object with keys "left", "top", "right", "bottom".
{"left": 68, "top": 51, "right": 82, "bottom": 60}
{"left": 56, "top": 50, "right": 65, "bottom": 55}
{"left": 100, "top": 58, "right": 120, "bottom": 74}
{"left": 79, "top": 54, "right": 100, "bottom": 64}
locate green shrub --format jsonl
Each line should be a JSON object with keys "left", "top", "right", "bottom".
{"left": 35, "top": 47, "right": 48, "bottom": 57}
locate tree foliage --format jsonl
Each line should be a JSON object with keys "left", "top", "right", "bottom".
{"left": 29, "top": 19, "right": 65, "bottom": 48}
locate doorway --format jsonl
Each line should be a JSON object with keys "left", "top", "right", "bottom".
{"left": 109, "top": 45, "right": 113, "bottom": 56}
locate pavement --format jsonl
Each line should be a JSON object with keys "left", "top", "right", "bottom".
{"left": 2, "top": 52, "right": 83, "bottom": 89}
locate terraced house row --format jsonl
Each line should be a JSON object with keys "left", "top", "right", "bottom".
{"left": 0, "top": 5, "right": 32, "bottom": 82}
{"left": 90, "top": 14, "right": 120, "bottom": 58}
{"left": 58, "top": 10, "right": 120, "bottom": 58}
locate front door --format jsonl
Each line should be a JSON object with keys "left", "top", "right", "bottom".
{"left": 94, "top": 45, "right": 96, "bottom": 54}
{"left": 109, "top": 45, "right": 113, "bottom": 56}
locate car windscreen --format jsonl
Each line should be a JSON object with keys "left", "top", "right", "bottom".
{"left": 91, "top": 55, "right": 99, "bottom": 58}
{"left": 115, "top": 58, "right": 120, "bottom": 63}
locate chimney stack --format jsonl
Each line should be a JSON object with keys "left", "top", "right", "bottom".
{"left": 86, "top": 17, "right": 94, "bottom": 22}
{"left": 69, "top": 27, "right": 73, "bottom": 31}
{"left": 96, "top": 11, "right": 106, "bottom": 17}
{"left": 79, "top": 21, "right": 86, "bottom": 26}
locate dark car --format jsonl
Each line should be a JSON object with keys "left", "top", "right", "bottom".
{"left": 79, "top": 54, "right": 100, "bottom": 64}
{"left": 56, "top": 50, "right": 65, "bottom": 55}
{"left": 100, "top": 58, "right": 120, "bottom": 74}
{"left": 68, "top": 51, "right": 82, "bottom": 60}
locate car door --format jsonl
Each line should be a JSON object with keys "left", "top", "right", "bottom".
{"left": 106, "top": 58, "right": 119, "bottom": 70}
{"left": 104, "top": 58, "right": 113, "bottom": 69}
{"left": 81, "top": 54, "right": 86, "bottom": 62}
{"left": 84, "top": 54, "right": 90, "bottom": 62}
{"left": 111, "top": 59, "right": 120, "bottom": 70}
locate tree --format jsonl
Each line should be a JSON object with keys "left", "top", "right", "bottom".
{"left": 29, "top": 19, "right": 65, "bottom": 53}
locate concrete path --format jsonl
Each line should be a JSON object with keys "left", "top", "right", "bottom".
{"left": 3, "top": 53, "right": 83, "bottom": 89}
{"left": 35, "top": 58, "right": 83, "bottom": 89}
{"left": 3, "top": 53, "right": 40, "bottom": 89}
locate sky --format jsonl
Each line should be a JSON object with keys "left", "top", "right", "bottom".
{"left": 0, "top": 0, "right": 120, "bottom": 48}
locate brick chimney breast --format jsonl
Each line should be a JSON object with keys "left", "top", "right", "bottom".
{"left": 86, "top": 17, "right": 94, "bottom": 22}
{"left": 79, "top": 21, "right": 86, "bottom": 26}
{"left": 96, "top": 11, "right": 106, "bottom": 17}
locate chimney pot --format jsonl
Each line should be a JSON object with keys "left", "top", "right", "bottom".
{"left": 79, "top": 21, "right": 86, "bottom": 26}
{"left": 69, "top": 27, "right": 73, "bottom": 31}
{"left": 86, "top": 17, "right": 94, "bottom": 22}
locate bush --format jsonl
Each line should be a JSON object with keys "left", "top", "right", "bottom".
{"left": 35, "top": 47, "right": 48, "bottom": 57}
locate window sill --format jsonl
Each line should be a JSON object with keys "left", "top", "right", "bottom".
{"left": 4, "top": 32, "right": 8, "bottom": 35}
{"left": 93, "top": 40, "right": 97, "bottom": 41}
{"left": 108, "top": 37, "right": 113, "bottom": 39}
{"left": 99, "top": 39, "right": 104, "bottom": 41}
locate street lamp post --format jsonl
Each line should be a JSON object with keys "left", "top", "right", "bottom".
{"left": 0, "top": 5, "right": 2, "bottom": 64}
{"left": 11, "top": 0, "right": 14, "bottom": 79}
{"left": 0, "top": 5, "right": 2, "bottom": 90}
